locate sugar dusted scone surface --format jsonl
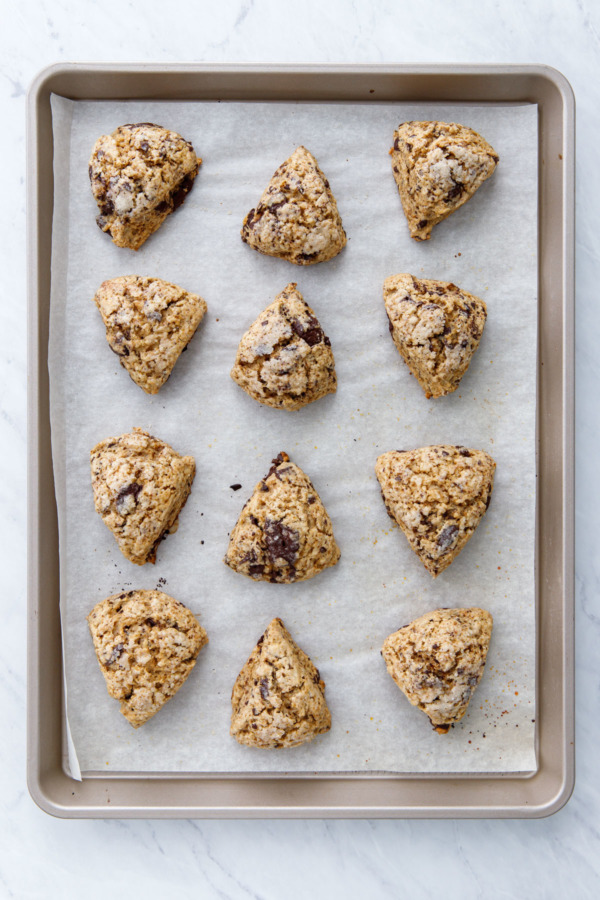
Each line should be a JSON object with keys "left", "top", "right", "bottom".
{"left": 383, "top": 274, "right": 487, "bottom": 398}
{"left": 390, "top": 121, "right": 499, "bottom": 241}
{"left": 241, "top": 146, "right": 346, "bottom": 265}
{"left": 87, "top": 590, "right": 208, "bottom": 728}
{"left": 230, "top": 283, "right": 336, "bottom": 410}
{"left": 382, "top": 608, "right": 493, "bottom": 733}
{"left": 224, "top": 452, "right": 340, "bottom": 583}
{"left": 375, "top": 446, "right": 496, "bottom": 577}
{"left": 231, "top": 617, "right": 331, "bottom": 748}
{"left": 90, "top": 427, "right": 195, "bottom": 566}
{"left": 93, "top": 276, "right": 207, "bottom": 394}
{"left": 89, "top": 123, "right": 200, "bottom": 250}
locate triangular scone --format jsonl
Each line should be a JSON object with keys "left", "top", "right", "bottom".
{"left": 382, "top": 608, "right": 493, "bottom": 733}
{"left": 231, "top": 617, "right": 331, "bottom": 748}
{"left": 93, "top": 276, "right": 207, "bottom": 394}
{"left": 375, "top": 446, "right": 496, "bottom": 577}
{"left": 241, "top": 146, "right": 346, "bottom": 265}
{"left": 90, "top": 427, "right": 195, "bottom": 565}
{"left": 87, "top": 590, "right": 208, "bottom": 728}
{"left": 230, "top": 283, "right": 336, "bottom": 410}
{"left": 89, "top": 123, "right": 200, "bottom": 250}
{"left": 224, "top": 452, "right": 340, "bottom": 583}
{"left": 390, "top": 122, "right": 499, "bottom": 241}
{"left": 383, "top": 274, "right": 487, "bottom": 398}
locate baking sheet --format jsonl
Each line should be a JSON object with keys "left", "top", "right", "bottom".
{"left": 49, "top": 96, "right": 538, "bottom": 777}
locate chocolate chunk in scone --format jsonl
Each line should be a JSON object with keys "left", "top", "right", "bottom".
{"left": 390, "top": 122, "right": 499, "bottom": 241}
{"left": 87, "top": 590, "right": 208, "bottom": 728}
{"left": 89, "top": 123, "right": 201, "bottom": 250}
{"left": 90, "top": 427, "right": 195, "bottom": 565}
{"left": 230, "top": 617, "right": 331, "bottom": 748}
{"left": 382, "top": 608, "right": 493, "bottom": 734}
{"left": 375, "top": 446, "right": 496, "bottom": 577}
{"left": 383, "top": 274, "right": 487, "bottom": 399}
{"left": 230, "top": 283, "right": 336, "bottom": 410}
{"left": 93, "top": 276, "right": 207, "bottom": 394}
{"left": 241, "top": 146, "right": 346, "bottom": 265}
{"left": 224, "top": 452, "right": 340, "bottom": 583}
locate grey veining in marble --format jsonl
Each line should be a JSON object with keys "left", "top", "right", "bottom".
{"left": 2, "top": 0, "right": 599, "bottom": 896}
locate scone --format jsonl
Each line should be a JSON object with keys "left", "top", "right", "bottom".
{"left": 241, "top": 146, "right": 346, "bottom": 265}
{"left": 93, "top": 276, "right": 207, "bottom": 394}
{"left": 224, "top": 452, "right": 340, "bottom": 583}
{"left": 375, "top": 446, "right": 496, "bottom": 577}
{"left": 383, "top": 274, "right": 487, "bottom": 398}
{"left": 382, "top": 608, "right": 493, "bottom": 733}
{"left": 390, "top": 121, "right": 499, "bottom": 241}
{"left": 230, "top": 283, "right": 336, "bottom": 410}
{"left": 90, "top": 427, "right": 195, "bottom": 565}
{"left": 89, "top": 123, "right": 200, "bottom": 250}
{"left": 87, "top": 590, "right": 208, "bottom": 728}
{"left": 230, "top": 617, "right": 331, "bottom": 748}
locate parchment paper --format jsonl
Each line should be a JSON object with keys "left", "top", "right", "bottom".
{"left": 49, "top": 96, "right": 538, "bottom": 777}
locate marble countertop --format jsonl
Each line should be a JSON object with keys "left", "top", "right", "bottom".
{"left": 2, "top": 0, "right": 598, "bottom": 896}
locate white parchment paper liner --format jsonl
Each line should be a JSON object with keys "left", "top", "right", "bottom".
{"left": 49, "top": 96, "right": 538, "bottom": 776}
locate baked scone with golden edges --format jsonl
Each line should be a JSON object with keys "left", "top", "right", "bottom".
{"left": 231, "top": 617, "right": 331, "bottom": 748}
{"left": 375, "top": 446, "right": 496, "bottom": 577}
{"left": 224, "top": 452, "right": 340, "bottom": 583}
{"left": 382, "top": 608, "right": 493, "bottom": 733}
{"left": 87, "top": 589, "right": 208, "bottom": 728}
{"left": 390, "top": 121, "right": 499, "bottom": 241}
{"left": 383, "top": 274, "right": 487, "bottom": 398}
{"left": 89, "top": 123, "right": 201, "bottom": 250}
{"left": 241, "top": 146, "right": 346, "bottom": 265}
{"left": 230, "top": 283, "right": 336, "bottom": 410}
{"left": 90, "top": 427, "right": 195, "bottom": 565}
{"left": 93, "top": 276, "right": 207, "bottom": 394}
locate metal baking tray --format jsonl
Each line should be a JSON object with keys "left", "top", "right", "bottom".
{"left": 27, "top": 63, "right": 574, "bottom": 818}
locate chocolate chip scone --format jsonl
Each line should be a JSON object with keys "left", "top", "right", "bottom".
{"left": 375, "top": 446, "right": 496, "bottom": 577}
{"left": 231, "top": 617, "right": 331, "bottom": 748}
{"left": 88, "top": 590, "right": 208, "bottom": 728}
{"left": 89, "top": 123, "right": 200, "bottom": 250}
{"left": 90, "top": 427, "right": 195, "bottom": 565}
{"left": 224, "top": 452, "right": 340, "bottom": 583}
{"left": 383, "top": 274, "right": 487, "bottom": 398}
{"left": 382, "top": 608, "right": 493, "bottom": 734}
{"left": 93, "top": 276, "right": 207, "bottom": 394}
{"left": 241, "top": 146, "right": 346, "bottom": 265}
{"left": 390, "top": 122, "right": 499, "bottom": 241}
{"left": 230, "top": 283, "right": 336, "bottom": 410}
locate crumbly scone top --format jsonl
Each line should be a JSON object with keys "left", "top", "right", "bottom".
{"left": 390, "top": 121, "right": 498, "bottom": 240}
{"left": 375, "top": 446, "right": 496, "bottom": 577}
{"left": 94, "top": 276, "right": 207, "bottom": 394}
{"left": 383, "top": 274, "right": 487, "bottom": 398}
{"left": 241, "top": 145, "right": 346, "bottom": 265}
{"left": 230, "top": 283, "right": 336, "bottom": 410}
{"left": 224, "top": 452, "right": 340, "bottom": 583}
{"left": 382, "top": 607, "right": 493, "bottom": 733}
{"left": 230, "top": 617, "right": 331, "bottom": 748}
{"left": 87, "top": 589, "right": 208, "bottom": 728}
{"left": 90, "top": 427, "right": 195, "bottom": 566}
{"left": 89, "top": 123, "right": 200, "bottom": 250}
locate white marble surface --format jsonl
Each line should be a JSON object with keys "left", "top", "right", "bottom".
{"left": 1, "top": 0, "right": 598, "bottom": 896}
